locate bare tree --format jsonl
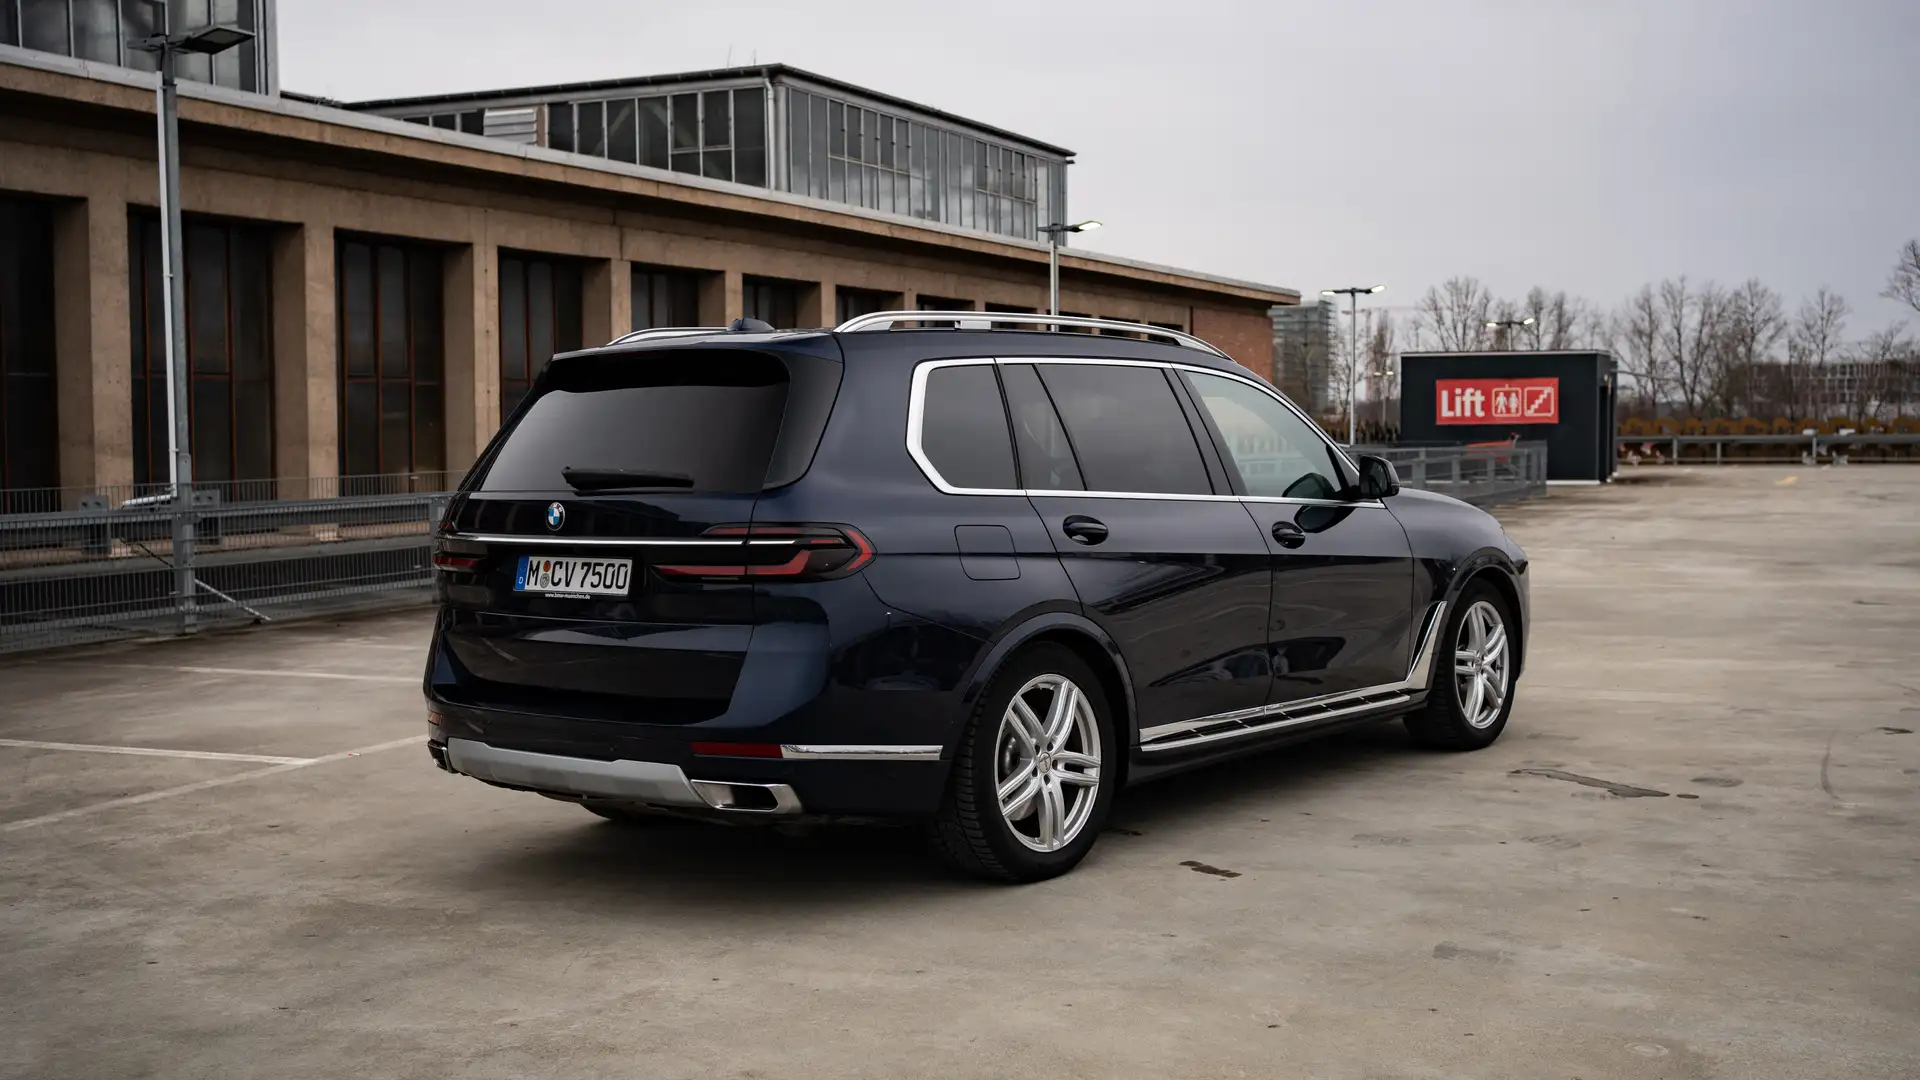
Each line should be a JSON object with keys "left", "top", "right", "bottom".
{"left": 1712, "top": 279, "right": 1786, "bottom": 416}
{"left": 1614, "top": 285, "right": 1668, "bottom": 414}
{"left": 1515, "top": 287, "right": 1600, "bottom": 351}
{"left": 1884, "top": 239, "right": 1920, "bottom": 315}
{"left": 1850, "top": 324, "right": 1913, "bottom": 421}
{"left": 1786, "top": 287, "right": 1851, "bottom": 419}
{"left": 1415, "top": 277, "right": 1492, "bottom": 351}
{"left": 1646, "top": 276, "right": 1730, "bottom": 419}
{"left": 1363, "top": 309, "right": 1400, "bottom": 428}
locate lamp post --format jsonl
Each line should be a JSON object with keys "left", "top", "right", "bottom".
{"left": 128, "top": 3, "right": 255, "bottom": 631}
{"left": 1486, "top": 316, "right": 1536, "bottom": 351}
{"left": 1322, "top": 285, "right": 1385, "bottom": 445}
{"left": 1039, "top": 219, "right": 1102, "bottom": 318}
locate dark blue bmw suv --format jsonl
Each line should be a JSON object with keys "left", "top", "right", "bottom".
{"left": 424, "top": 312, "right": 1529, "bottom": 882}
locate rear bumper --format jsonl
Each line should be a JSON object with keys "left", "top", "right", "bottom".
{"left": 427, "top": 700, "right": 952, "bottom": 817}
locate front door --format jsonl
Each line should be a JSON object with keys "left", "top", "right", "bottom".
{"left": 1001, "top": 362, "right": 1273, "bottom": 733}
{"left": 1177, "top": 368, "right": 1418, "bottom": 703}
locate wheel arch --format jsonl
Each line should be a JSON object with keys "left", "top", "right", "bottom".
{"left": 1454, "top": 563, "right": 1526, "bottom": 677}
{"left": 959, "top": 613, "right": 1138, "bottom": 783}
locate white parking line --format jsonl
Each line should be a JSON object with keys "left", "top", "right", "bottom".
{"left": 69, "top": 663, "right": 417, "bottom": 684}
{"left": 0, "top": 739, "right": 311, "bottom": 765}
{"left": 0, "top": 734, "right": 425, "bottom": 834}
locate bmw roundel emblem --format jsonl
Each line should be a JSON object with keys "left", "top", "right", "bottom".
{"left": 545, "top": 502, "right": 566, "bottom": 531}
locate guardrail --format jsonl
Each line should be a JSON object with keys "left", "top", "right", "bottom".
{"left": 1349, "top": 442, "right": 1549, "bottom": 507}
{"left": 1, "top": 475, "right": 452, "bottom": 656}
{"left": 1615, "top": 433, "right": 1920, "bottom": 465}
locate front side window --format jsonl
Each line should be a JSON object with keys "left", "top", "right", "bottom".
{"left": 1183, "top": 370, "right": 1344, "bottom": 501}
{"left": 1035, "top": 364, "right": 1211, "bottom": 496}
{"left": 918, "top": 364, "right": 1015, "bottom": 490}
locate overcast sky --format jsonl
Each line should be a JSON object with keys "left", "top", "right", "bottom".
{"left": 280, "top": 0, "right": 1919, "bottom": 330}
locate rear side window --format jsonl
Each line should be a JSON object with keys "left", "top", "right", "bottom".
{"left": 475, "top": 351, "right": 791, "bottom": 494}
{"left": 1035, "top": 364, "right": 1213, "bottom": 495}
{"left": 919, "top": 364, "right": 1017, "bottom": 490}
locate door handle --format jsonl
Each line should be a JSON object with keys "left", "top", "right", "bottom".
{"left": 1270, "top": 521, "right": 1306, "bottom": 549}
{"left": 1062, "top": 515, "right": 1109, "bottom": 545}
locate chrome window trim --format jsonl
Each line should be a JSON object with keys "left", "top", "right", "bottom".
{"left": 779, "top": 744, "right": 943, "bottom": 761}
{"left": 905, "top": 356, "right": 1379, "bottom": 507}
{"left": 1138, "top": 601, "right": 1447, "bottom": 752}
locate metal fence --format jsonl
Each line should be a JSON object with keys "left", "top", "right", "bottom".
{"left": 1350, "top": 442, "right": 1549, "bottom": 507}
{"left": 1615, "top": 433, "right": 1920, "bottom": 465}
{"left": 1, "top": 475, "right": 452, "bottom": 656}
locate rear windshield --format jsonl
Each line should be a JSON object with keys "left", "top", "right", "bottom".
{"left": 475, "top": 351, "right": 792, "bottom": 494}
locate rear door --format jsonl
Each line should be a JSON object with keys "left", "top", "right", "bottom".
{"left": 1006, "top": 361, "right": 1273, "bottom": 735}
{"left": 1177, "top": 367, "right": 1418, "bottom": 703}
{"left": 434, "top": 342, "right": 842, "bottom": 724}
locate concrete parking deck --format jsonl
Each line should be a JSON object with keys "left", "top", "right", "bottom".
{"left": 2, "top": 466, "right": 1916, "bottom": 1079}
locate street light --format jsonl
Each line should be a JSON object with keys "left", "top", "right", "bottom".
{"left": 1486, "top": 315, "right": 1536, "bottom": 351}
{"left": 1039, "top": 219, "right": 1102, "bottom": 318}
{"left": 128, "top": 3, "right": 256, "bottom": 631}
{"left": 1322, "top": 285, "right": 1385, "bottom": 445}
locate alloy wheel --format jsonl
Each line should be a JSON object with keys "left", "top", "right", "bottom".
{"left": 993, "top": 673, "right": 1102, "bottom": 852}
{"left": 1453, "top": 600, "right": 1510, "bottom": 729}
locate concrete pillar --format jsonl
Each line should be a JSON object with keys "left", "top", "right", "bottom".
{"left": 698, "top": 269, "right": 742, "bottom": 326}
{"left": 443, "top": 240, "right": 499, "bottom": 474}
{"left": 270, "top": 221, "right": 336, "bottom": 491}
{"left": 582, "top": 257, "right": 629, "bottom": 345}
{"left": 51, "top": 196, "right": 132, "bottom": 496}
{"left": 900, "top": 288, "right": 919, "bottom": 313}
{"left": 799, "top": 281, "right": 836, "bottom": 328}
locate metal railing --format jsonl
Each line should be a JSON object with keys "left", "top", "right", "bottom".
{"left": 1615, "top": 433, "right": 1920, "bottom": 465}
{"left": 1, "top": 474, "right": 453, "bottom": 656}
{"left": 1350, "top": 442, "right": 1549, "bottom": 507}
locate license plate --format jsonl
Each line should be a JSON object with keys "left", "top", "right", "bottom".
{"left": 514, "top": 555, "right": 633, "bottom": 597}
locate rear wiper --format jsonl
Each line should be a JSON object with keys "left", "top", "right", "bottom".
{"left": 561, "top": 466, "right": 695, "bottom": 492}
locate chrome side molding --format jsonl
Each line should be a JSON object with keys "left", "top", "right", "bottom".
{"left": 1138, "top": 602, "right": 1447, "bottom": 754}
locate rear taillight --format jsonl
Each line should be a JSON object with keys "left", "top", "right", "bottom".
{"left": 431, "top": 543, "right": 483, "bottom": 573}
{"left": 653, "top": 524, "right": 875, "bottom": 582}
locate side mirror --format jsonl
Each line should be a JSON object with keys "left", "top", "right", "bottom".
{"left": 1356, "top": 454, "right": 1401, "bottom": 499}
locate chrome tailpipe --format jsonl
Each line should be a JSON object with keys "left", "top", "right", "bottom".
{"left": 689, "top": 780, "right": 804, "bottom": 815}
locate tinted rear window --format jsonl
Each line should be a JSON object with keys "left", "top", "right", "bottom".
{"left": 920, "top": 364, "right": 1017, "bottom": 489}
{"left": 475, "top": 351, "right": 789, "bottom": 494}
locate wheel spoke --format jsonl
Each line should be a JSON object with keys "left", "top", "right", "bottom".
{"left": 1043, "top": 682, "right": 1080, "bottom": 751}
{"left": 1482, "top": 671, "right": 1506, "bottom": 707}
{"left": 1052, "top": 749, "right": 1098, "bottom": 770}
{"left": 1454, "top": 652, "right": 1479, "bottom": 675}
{"left": 1007, "top": 698, "right": 1045, "bottom": 754}
{"left": 1463, "top": 667, "right": 1484, "bottom": 719}
{"left": 1054, "top": 765, "right": 1099, "bottom": 787}
{"left": 1468, "top": 609, "right": 1486, "bottom": 652}
{"left": 1484, "top": 623, "right": 1506, "bottom": 662}
{"left": 999, "top": 766, "right": 1041, "bottom": 819}
{"left": 1036, "top": 778, "right": 1066, "bottom": 849}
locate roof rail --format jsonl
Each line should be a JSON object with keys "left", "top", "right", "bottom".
{"left": 833, "top": 311, "right": 1230, "bottom": 359}
{"left": 606, "top": 326, "right": 729, "bottom": 346}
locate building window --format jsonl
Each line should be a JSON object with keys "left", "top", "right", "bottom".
{"left": 784, "top": 87, "right": 1059, "bottom": 241}
{"left": 4, "top": 0, "right": 266, "bottom": 91}
{"left": 336, "top": 237, "right": 444, "bottom": 481}
{"left": 544, "top": 88, "right": 768, "bottom": 186}
{"left": 498, "top": 253, "right": 583, "bottom": 419}
{"left": 630, "top": 268, "right": 701, "bottom": 331}
{"left": 742, "top": 277, "right": 800, "bottom": 329}
{"left": 0, "top": 197, "right": 59, "bottom": 506}
{"left": 129, "top": 214, "right": 274, "bottom": 490}
{"left": 834, "top": 288, "right": 892, "bottom": 324}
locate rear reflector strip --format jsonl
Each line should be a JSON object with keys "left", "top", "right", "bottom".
{"left": 689, "top": 742, "right": 784, "bottom": 759}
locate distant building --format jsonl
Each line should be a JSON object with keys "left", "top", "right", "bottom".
{"left": 1810, "top": 359, "right": 1919, "bottom": 417}
{"left": 345, "top": 65, "right": 1073, "bottom": 246}
{"left": 1270, "top": 299, "right": 1335, "bottom": 412}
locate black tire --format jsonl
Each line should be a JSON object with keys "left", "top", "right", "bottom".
{"left": 1404, "top": 583, "right": 1518, "bottom": 751}
{"left": 930, "top": 644, "right": 1118, "bottom": 883}
{"left": 582, "top": 801, "right": 668, "bottom": 825}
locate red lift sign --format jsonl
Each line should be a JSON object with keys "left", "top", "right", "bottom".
{"left": 1436, "top": 377, "right": 1560, "bottom": 425}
